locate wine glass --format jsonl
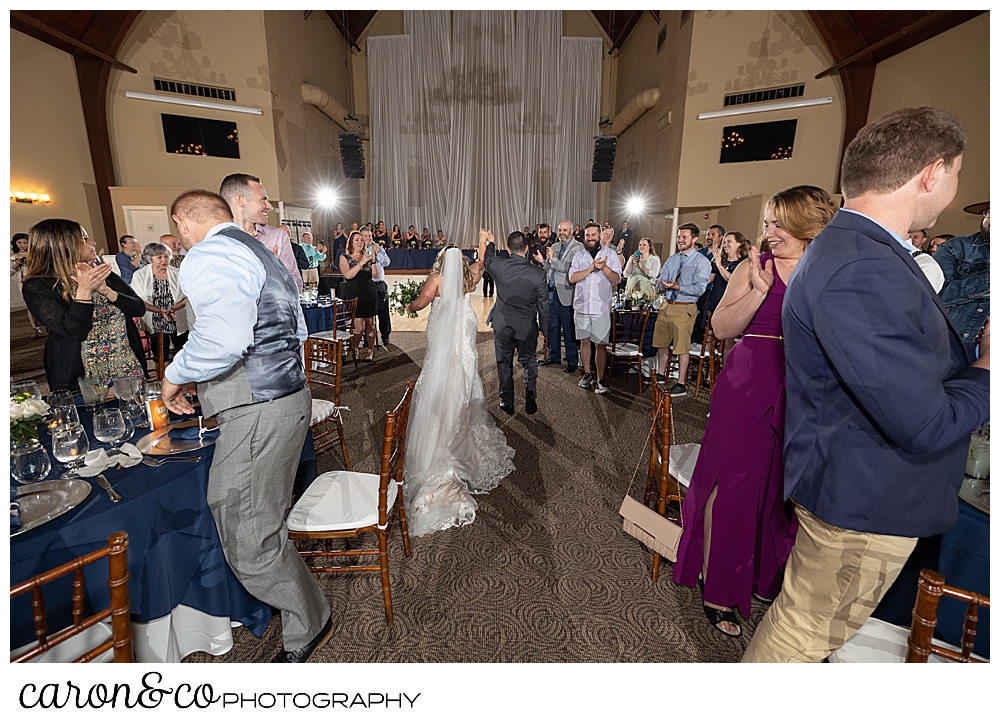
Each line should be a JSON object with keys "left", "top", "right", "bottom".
{"left": 52, "top": 423, "right": 90, "bottom": 479}
{"left": 131, "top": 384, "right": 149, "bottom": 428}
{"left": 78, "top": 377, "right": 101, "bottom": 410}
{"left": 91, "top": 375, "right": 110, "bottom": 406}
{"left": 93, "top": 408, "right": 126, "bottom": 454}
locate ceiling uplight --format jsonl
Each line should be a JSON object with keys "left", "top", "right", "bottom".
{"left": 317, "top": 188, "right": 337, "bottom": 208}
{"left": 627, "top": 197, "right": 645, "bottom": 214}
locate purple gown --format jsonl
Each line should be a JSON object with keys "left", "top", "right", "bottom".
{"left": 673, "top": 253, "right": 798, "bottom": 619}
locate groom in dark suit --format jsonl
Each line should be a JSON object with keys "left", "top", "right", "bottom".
{"left": 480, "top": 229, "right": 549, "bottom": 416}
{"left": 743, "top": 107, "right": 990, "bottom": 662}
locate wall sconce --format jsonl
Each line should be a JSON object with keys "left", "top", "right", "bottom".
{"left": 10, "top": 190, "right": 51, "bottom": 204}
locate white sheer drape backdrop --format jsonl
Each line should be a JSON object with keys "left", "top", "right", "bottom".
{"left": 368, "top": 11, "right": 600, "bottom": 248}
{"left": 367, "top": 34, "right": 413, "bottom": 231}
{"left": 554, "top": 37, "right": 603, "bottom": 228}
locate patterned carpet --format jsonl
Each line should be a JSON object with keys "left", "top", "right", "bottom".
{"left": 9, "top": 310, "right": 771, "bottom": 663}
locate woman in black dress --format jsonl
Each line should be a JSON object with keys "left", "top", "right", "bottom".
{"left": 704, "top": 231, "right": 749, "bottom": 316}
{"left": 390, "top": 224, "right": 403, "bottom": 248}
{"left": 339, "top": 231, "right": 380, "bottom": 362}
{"left": 21, "top": 219, "right": 147, "bottom": 391}
{"left": 373, "top": 221, "right": 389, "bottom": 246}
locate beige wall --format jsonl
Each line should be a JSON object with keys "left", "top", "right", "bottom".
{"left": 10, "top": 30, "right": 102, "bottom": 246}
{"left": 868, "top": 13, "right": 989, "bottom": 239}
{"left": 606, "top": 10, "right": 693, "bottom": 238}
{"left": 263, "top": 11, "right": 360, "bottom": 236}
{"left": 108, "top": 11, "right": 280, "bottom": 197}
{"left": 676, "top": 11, "right": 843, "bottom": 208}
{"left": 609, "top": 10, "right": 844, "bottom": 249}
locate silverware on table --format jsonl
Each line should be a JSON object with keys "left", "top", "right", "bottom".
{"left": 141, "top": 454, "right": 203, "bottom": 467}
{"left": 96, "top": 474, "right": 121, "bottom": 503}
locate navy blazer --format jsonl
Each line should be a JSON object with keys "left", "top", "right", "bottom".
{"left": 782, "top": 209, "right": 989, "bottom": 537}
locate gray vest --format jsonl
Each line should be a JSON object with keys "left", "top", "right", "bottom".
{"left": 198, "top": 228, "right": 306, "bottom": 417}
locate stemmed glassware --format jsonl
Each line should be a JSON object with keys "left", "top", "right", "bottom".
{"left": 93, "top": 407, "right": 127, "bottom": 455}
{"left": 78, "top": 377, "right": 101, "bottom": 410}
{"left": 52, "top": 423, "right": 90, "bottom": 479}
{"left": 90, "top": 375, "right": 110, "bottom": 406}
{"left": 133, "top": 382, "right": 150, "bottom": 428}
{"left": 45, "top": 391, "right": 80, "bottom": 434}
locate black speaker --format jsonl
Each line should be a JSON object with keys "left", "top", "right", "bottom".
{"left": 592, "top": 135, "right": 617, "bottom": 182}
{"left": 339, "top": 132, "right": 365, "bottom": 179}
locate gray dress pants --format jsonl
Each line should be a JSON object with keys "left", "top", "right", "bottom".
{"left": 206, "top": 386, "right": 330, "bottom": 650}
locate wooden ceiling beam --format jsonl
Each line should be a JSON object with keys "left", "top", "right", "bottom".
{"left": 816, "top": 10, "right": 947, "bottom": 78}
{"left": 10, "top": 10, "right": 137, "bottom": 73}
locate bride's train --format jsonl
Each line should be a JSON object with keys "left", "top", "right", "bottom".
{"left": 403, "top": 248, "right": 515, "bottom": 537}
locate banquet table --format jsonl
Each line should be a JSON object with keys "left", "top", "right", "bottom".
{"left": 872, "top": 484, "right": 990, "bottom": 659}
{"left": 301, "top": 299, "right": 337, "bottom": 335}
{"left": 11, "top": 401, "right": 317, "bottom": 663}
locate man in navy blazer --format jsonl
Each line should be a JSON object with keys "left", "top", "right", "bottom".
{"left": 743, "top": 108, "right": 990, "bottom": 662}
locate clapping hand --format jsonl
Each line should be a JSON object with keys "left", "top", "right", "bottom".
{"left": 593, "top": 257, "right": 606, "bottom": 272}
{"left": 532, "top": 248, "right": 545, "bottom": 264}
{"left": 72, "top": 262, "right": 111, "bottom": 297}
{"left": 747, "top": 247, "right": 774, "bottom": 295}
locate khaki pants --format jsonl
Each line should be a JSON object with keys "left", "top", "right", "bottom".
{"left": 741, "top": 504, "right": 916, "bottom": 663}
{"left": 302, "top": 267, "right": 319, "bottom": 286}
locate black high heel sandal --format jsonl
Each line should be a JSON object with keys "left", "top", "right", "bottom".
{"left": 703, "top": 605, "right": 742, "bottom": 638}
{"left": 699, "top": 576, "right": 742, "bottom": 637}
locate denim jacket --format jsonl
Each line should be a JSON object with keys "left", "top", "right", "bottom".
{"left": 937, "top": 232, "right": 989, "bottom": 341}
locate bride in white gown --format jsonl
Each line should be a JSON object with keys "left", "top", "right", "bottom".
{"left": 402, "top": 246, "right": 515, "bottom": 537}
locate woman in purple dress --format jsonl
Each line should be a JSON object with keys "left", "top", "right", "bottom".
{"left": 674, "top": 186, "right": 837, "bottom": 637}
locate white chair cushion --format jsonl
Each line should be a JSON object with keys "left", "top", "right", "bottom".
{"left": 828, "top": 617, "right": 987, "bottom": 663}
{"left": 311, "top": 399, "right": 337, "bottom": 426}
{"left": 612, "top": 343, "right": 642, "bottom": 357}
{"left": 309, "top": 330, "right": 335, "bottom": 340}
{"left": 11, "top": 621, "right": 115, "bottom": 663}
{"left": 287, "top": 471, "right": 398, "bottom": 532}
{"left": 656, "top": 442, "right": 700, "bottom": 489}
{"left": 336, "top": 330, "right": 352, "bottom": 341}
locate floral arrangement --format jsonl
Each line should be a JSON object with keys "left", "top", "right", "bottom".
{"left": 10, "top": 393, "right": 50, "bottom": 442}
{"left": 613, "top": 289, "right": 654, "bottom": 311}
{"left": 387, "top": 279, "right": 423, "bottom": 318}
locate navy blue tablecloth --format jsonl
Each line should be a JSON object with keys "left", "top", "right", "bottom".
{"left": 11, "top": 403, "right": 317, "bottom": 650}
{"left": 873, "top": 496, "right": 990, "bottom": 658}
{"left": 302, "top": 303, "right": 335, "bottom": 335}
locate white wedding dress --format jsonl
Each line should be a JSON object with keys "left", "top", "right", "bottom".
{"left": 403, "top": 247, "right": 515, "bottom": 537}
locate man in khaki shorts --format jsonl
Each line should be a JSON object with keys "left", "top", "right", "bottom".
{"left": 652, "top": 223, "right": 711, "bottom": 396}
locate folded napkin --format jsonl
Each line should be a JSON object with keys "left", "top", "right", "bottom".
{"left": 168, "top": 425, "right": 220, "bottom": 441}
{"left": 76, "top": 444, "right": 143, "bottom": 477}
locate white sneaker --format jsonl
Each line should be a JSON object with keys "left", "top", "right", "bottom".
{"left": 594, "top": 381, "right": 610, "bottom": 395}
{"left": 578, "top": 373, "right": 594, "bottom": 388}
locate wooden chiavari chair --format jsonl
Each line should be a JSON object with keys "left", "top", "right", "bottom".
{"left": 304, "top": 336, "right": 350, "bottom": 469}
{"left": 11, "top": 531, "right": 133, "bottom": 663}
{"left": 286, "top": 383, "right": 414, "bottom": 626}
{"left": 606, "top": 309, "right": 652, "bottom": 394}
{"left": 906, "top": 569, "right": 990, "bottom": 663}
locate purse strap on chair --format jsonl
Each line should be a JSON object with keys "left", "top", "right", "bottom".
{"left": 623, "top": 388, "right": 683, "bottom": 528}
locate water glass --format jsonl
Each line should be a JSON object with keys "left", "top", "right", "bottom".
{"left": 52, "top": 423, "right": 90, "bottom": 479}
{"left": 12, "top": 380, "right": 42, "bottom": 400}
{"left": 11, "top": 441, "right": 52, "bottom": 485}
{"left": 93, "top": 408, "right": 127, "bottom": 453}
{"left": 45, "top": 402, "right": 81, "bottom": 434}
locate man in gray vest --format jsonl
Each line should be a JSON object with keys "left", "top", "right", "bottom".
{"left": 161, "top": 190, "right": 332, "bottom": 663}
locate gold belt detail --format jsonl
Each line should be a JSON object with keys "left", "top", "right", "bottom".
{"left": 742, "top": 333, "right": 783, "bottom": 340}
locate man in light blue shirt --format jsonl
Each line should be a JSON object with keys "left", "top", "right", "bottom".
{"left": 652, "top": 223, "right": 712, "bottom": 396}
{"left": 361, "top": 226, "right": 392, "bottom": 345}
{"left": 161, "top": 190, "right": 332, "bottom": 664}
